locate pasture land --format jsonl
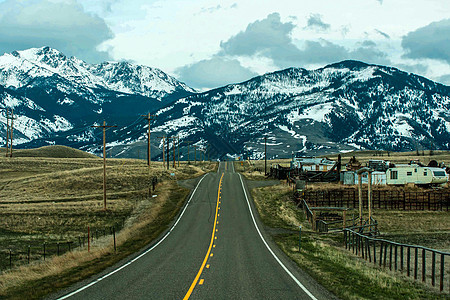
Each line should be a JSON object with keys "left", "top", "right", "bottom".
{"left": 251, "top": 182, "right": 450, "bottom": 299}
{"left": 0, "top": 149, "right": 216, "bottom": 298}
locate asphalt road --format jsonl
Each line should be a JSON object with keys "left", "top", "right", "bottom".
{"left": 53, "top": 161, "right": 335, "bottom": 300}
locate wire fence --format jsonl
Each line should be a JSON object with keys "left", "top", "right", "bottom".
{"left": 0, "top": 222, "right": 123, "bottom": 272}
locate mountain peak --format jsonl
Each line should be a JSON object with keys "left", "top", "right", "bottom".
{"left": 0, "top": 47, "right": 195, "bottom": 98}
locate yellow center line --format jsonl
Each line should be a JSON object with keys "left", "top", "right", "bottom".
{"left": 183, "top": 173, "right": 224, "bottom": 299}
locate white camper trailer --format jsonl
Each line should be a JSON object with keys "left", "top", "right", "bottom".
{"left": 386, "top": 165, "right": 448, "bottom": 185}
{"left": 291, "top": 157, "right": 336, "bottom": 172}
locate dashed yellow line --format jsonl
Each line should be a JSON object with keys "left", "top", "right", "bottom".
{"left": 199, "top": 279, "right": 204, "bottom": 285}
{"left": 183, "top": 173, "right": 224, "bottom": 299}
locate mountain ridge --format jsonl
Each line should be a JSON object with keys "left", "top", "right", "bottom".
{"left": 1, "top": 47, "right": 449, "bottom": 159}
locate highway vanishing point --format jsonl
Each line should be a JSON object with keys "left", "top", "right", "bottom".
{"left": 52, "top": 161, "right": 335, "bottom": 300}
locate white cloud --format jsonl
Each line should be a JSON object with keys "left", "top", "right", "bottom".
{"left": 0, "top": 0, "right": 113, "bottom": 63}
{"left": 1, "top": 0, "right": 450, "bottom": 87}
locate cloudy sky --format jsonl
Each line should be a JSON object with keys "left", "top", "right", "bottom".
{"left": 0, "top": 0, "right": 449, "bottom": 89}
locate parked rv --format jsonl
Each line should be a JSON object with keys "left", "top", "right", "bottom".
{"left": 386, "top": 164, "right": 448, "bottom": 185}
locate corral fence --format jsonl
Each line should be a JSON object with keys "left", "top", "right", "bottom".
{"left": 302, "top": 190, "right": 450, "bottom": 211}
{"left": 0, "top": 223, "right": 123, "bottom": 272}
{"left": 292, "top": 184, "right": 449, "bottom": 293}
{"left": 297, "top": 197, "right": 378, "bottom": 234}
{"left": 344, "top": 228, "right": 450, "bottom": 293}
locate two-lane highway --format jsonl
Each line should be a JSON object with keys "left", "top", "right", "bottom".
{"left": 54, "top": 162, "right": 334, "bottom": 300}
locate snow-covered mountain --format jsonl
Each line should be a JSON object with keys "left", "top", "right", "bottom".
{"left": 0, "top": 47, "right": 195, "bottom": 148}
{"left": 146, "top": 60, "right": 450, "bottom": 158}
{"left": 0, "top": 47, "right": 194, "bottom": 99}
{"left": 1, "top": 47, "right": 449, "bottom": 159}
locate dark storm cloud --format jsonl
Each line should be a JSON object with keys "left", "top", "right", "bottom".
{"left": 177, "top": 56, "right": 257, "bottom": 89}
{"left": 298, "top": 40, "right": 348, "bottom": 65}
{"left": 219, "top": 13, "right": 392, "bottom": 68}
{"left": 219, "top": 13, "right": 298, "bottom": 58}
{"left": 219, "top": 13, "right": 347, "bottom": 68}
{"left": 305, "top": 14, "right": 330, "bottom": 31}
{"left": 181, "top": 12, "right": 395, "bottom": 88}
{"left": 0, "top": 0, "right": 113, "bottom": 63}
{"left": 375, "top": 29, "right": 390, "bottom": 39}
{"left": 402, "top": 19, "right": 450, "bottom": 64}
{"left": 350, "top": 40, "right": 391, "bottom": 65}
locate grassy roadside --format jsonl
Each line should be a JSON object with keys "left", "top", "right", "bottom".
{"left": 0, "top": 153, "right": 217, "bottom": 299}
{"left": 0, "top": 180, "right": 189, "bottom": 299}
{"left": 250, "top": 183, "right": 448, "bottom": 300}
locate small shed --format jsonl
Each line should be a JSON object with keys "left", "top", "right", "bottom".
{"left": 342, "top": 171, "right": 386, "bottom": 185}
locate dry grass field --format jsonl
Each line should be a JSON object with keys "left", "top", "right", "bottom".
{"left": 0, "top": 146, "right": 216, "bottom": 273}
{"left": 251, "top": 183, "right": 450, "bottom": 299}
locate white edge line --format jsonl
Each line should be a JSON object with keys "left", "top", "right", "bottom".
{"left": 58, "top": 173, "right": 209, "bottom": 300}
{"left": 238, "top": 173, "right": 317, "bottom": 300}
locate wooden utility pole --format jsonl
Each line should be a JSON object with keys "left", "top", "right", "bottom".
{"left": 167, "top": 136, "right": 177, "bottom": 168}
{"left": 3, "top": 108, "right": 9, "bottom": 157}
{"left": 92, "top": 121, "right": 117, "bottom": 210}
{"left": 264, "top": 137, "right": 267, "bottom": 175}
{"left": 368, "top": 172, "right": 372, "bottom": 225}
{"left": 184, "top": 141, "right": 193, "bottom": 163}
{"left": 7, "top": 109, "right": 14, "bottom": 158}
{"left": 157, "top": 136, "right": 166, "bottom": 169}
{"left": 177, "top": 136, "right": 180, "bottom": 167}
{"left": 141, "top": 113, "right": 156, "bottom": 167}
{"left": 194, "top": 145, "right": 198, "bottom": 164}
{"left": 166, "top": 136, "right": 170, "bottom": 169}
{"left": 358, "top": 173, "right": 363, "bottom": 226}
{"left": 9, "top": 109, "right": 13, "bottom": 157}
